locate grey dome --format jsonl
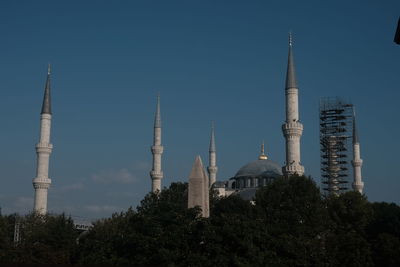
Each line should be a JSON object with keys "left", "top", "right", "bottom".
{"left": 235, "top": 159, "right": 282, "bottom": 178}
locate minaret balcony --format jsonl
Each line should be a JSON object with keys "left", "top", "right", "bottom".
{"left": 150, "top": 171, "right": 163, "bottom": 179}
{"left": 151, "top": 145, "right": 164, "bottom": 154}
{"left": 283, "top": 164, "right": 304, "bottom": 176}
{"left": 33, "top": 178, "right": 51, "bottom": 189}
{"left": 36, "top": 143, "right": 53, "bottom": 153}
{"left": 282, "top": 122, "right": 303, "bottom": 137}
{"left": 207, "top": 166, "right": 218, "bottom": 173}
{"left": 351, "top": 159, "right": 363, "bottom": 167}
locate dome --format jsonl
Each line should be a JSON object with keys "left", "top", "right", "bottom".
{"left": 235, "top": 159, "right": 282, "bottom": 178}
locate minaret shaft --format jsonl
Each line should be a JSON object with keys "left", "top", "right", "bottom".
{"left": 352, "top": 118, "right": 364, "bottom": 193}
{"left": 207, "top": 124, "right": 217, "bottom": 187}
{"left": 150, "top": 95, "right": 163, "bottom": 192}
{"left": 282, "top": 34, "right": 304, "bottom": 176}
{"left": 33, "top": 67, "right": 53, "bottom": 215}
{"left": 286, "top": 88, "right": 299, "bottom": 122}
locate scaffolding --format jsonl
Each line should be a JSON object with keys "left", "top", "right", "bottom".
{"left": 319, "top": 97, "right": 354, "bottom": 195}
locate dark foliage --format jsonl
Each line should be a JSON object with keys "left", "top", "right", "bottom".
{"left": 0, "top": 178, "right": 399, "bottom": 266}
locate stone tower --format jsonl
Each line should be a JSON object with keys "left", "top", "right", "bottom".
{"left": 188, "top": 156, "right": 210, "bottom": 218}
{"left": 351, "top": 114, "right": 364, "bottom": 193}
{"left": 150, "top": 94, "right": 164, "bottom": 192}
{"left": 33, "top": 65, "right": 53, "bottom": 214}
{"left": 282, "top": 33, "right": 305, "bottom": 176}
{"left": 207, "top": 122, "right": 217, "bottom": 187}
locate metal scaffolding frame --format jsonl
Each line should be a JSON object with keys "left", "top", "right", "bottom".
{"left": 319, "top": 97, "right": 354, "bottom": 195}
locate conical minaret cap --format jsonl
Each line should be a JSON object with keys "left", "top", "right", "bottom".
{"left": 189, "top": 155, "right": 205, "bottom": 179}
{"left": 353, "top": 112, "right": 359, "bottom": 144}
{"left": 285, "top": 33, "right": 298, "bottom": 89}
{"left": 209, "top": 122, "right": 216, "bottom": 152}
{"left": 154, "top": 93, "right": 161, "bottom": 128}
{"left": 41, "top": 64, "right": 52, "bottom": 114}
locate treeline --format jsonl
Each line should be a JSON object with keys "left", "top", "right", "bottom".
{"left": 0, "top": 176, "right": 399, "bottom": 266}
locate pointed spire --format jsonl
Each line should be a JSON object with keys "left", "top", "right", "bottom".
{"left": 259, "top": 140, "right": 268, "bottom": 160}
{"left": 285, "top": 32, "right": 298, "bottom": 89}
{"left": 41, "top": 64, "right": 52, "bottom": 114}
{"left": 154, "top": 93, "right": 161, "bottom": 128}
{"left": 353, "top": 109, "right": 359, "bottom": 144}
{"left": 209, "top": 121, "right": 216, "bottom": 152}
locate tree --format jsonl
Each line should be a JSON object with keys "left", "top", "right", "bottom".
{"left": 367, "top": 202, "right": 400, "bottom": 267}
{"left": 2, "top": 213, "right": 78, "bottom": 264}
{"left": 325, "top": 191, "right": 374, "bottom": 267}
{"left": 78, "top": 182, "right": 201, "bottom": 266}
{"left": 254, "top": 175, "right": 329, "bottom": 266}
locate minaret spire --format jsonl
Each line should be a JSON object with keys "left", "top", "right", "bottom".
{"left": 150, "top": 94, "right": 164, "bottom": 192}
{"left": 207, "top": 122, "right": 218, "bottom": 187}
{"left": 41, "top": 63, "right": 52, "bottom": 114}
{"left": 282, "top": 33, "right": 305, "bottom": 176}
{"left": 353, "top": 112, "right": 359, "bottom": 144}
{"left": 33, "top": 65, "right": 54, "bottom": 214}
{"left": 351, "top": 109, "right": 364, "bottom": 193}
{"left": 286, "top": 32, "right": 298, "bottom": 90}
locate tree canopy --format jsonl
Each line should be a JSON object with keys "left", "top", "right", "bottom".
{"left": 0, "top": 176, "right": 399, "bottom": 266}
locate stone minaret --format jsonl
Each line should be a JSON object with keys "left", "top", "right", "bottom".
{"left": 33, "top": 65, "right": 53, "bottom": 214}
{"left": 282, "top": 33, "right": 305, "bottom": 176}
{"left": 150, "top": 94, "right": 164, "bottom": 192}
{"left": 207, "top": 122, "right": 217, "bottom": 187}
{"left": 351, "top": 114, "right": 364, "bottom": 193}
{"left": 188, "top": 156, "right": 209, "bottom": 218}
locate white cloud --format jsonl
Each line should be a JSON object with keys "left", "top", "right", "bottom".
{"left": 15, "top": 196, "right": 33, "bottom": 209}
{"left": 60, "top": 182, "right": 84, "bottom": 191}
{"left": 3, "top": 196, "right": 35, "bottom": 214}
{"left": 91, "top": 168, "right": 136, "bottom": 184}
{"left": 133, "top": 161, "right": 151, "bottom": 171}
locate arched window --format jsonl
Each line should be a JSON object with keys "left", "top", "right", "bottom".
{"left": 254, "top": 178, "right": 259, "bottom": 187}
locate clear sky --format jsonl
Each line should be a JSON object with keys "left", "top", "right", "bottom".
{"left": 0, "top": 0, "right": 399, "bottom": 220}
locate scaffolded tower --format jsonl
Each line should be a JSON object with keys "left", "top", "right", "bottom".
{"left": 319, "top": 98, "right": 354, "bottom": 195}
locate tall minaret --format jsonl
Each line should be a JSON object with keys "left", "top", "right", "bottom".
{"left": 150, "top": 94, "right": 164, "bottom": 192}
{"left": 282, "top": 33, "right": 305, "bottom": 176}
{"left": 33, "top": 64, "right": 53, "bottom": 214}
{"left": 207, "top": 122, "right": 218, "bottom": 187}
{"left": 351, "top": 112, "right": 364, "bottom": 193}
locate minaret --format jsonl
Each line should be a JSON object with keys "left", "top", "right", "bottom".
{"left": 188, "top": 155, "right": 209, "bottom": 218}
{"left": 282, "top": 33, "right": 305, "bottom": 176}
{"left": 33, "top": 64, "right": 53, "bottom": 214}
{"left": 150, "top": 94, "right": 164, "bottom": 192}
{"left": 351, "top": 112, "right": 364, "bottom": 193}
{"left": 207, "top": 122, "right": 218, "bottom": 187}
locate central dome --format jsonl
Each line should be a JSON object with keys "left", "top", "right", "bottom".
{"left": 235, "top": 159, "right": 282, "bottom": 178}
{"left": 229, "top": 158, "right": 283, "bottom": 192}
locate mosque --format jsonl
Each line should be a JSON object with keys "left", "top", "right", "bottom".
{"left": 31, "top": 34, "right": 364, "bottom": 215}
{"left": 150, "top": 34, "right": 304, "bottom": 202}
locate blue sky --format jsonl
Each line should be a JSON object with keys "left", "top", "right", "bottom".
{"left": 0, "top": 0, "right": 399, "bottom": 219}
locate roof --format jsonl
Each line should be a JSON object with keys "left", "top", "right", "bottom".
{"left": 41, "top": 66, "right": 52, "bottom": 114}
{"left": 234, "top": 159, "right": 282, "bottom": 178}
{"left": 233, "top": 188, "right": 257, "bottom": 200}
{"left": 285, "top": 33, "right": 298, "bottom": 89}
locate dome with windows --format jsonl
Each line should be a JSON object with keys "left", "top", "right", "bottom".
{"left": 230, "top": 143, "right": 283, "bottom": 190}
